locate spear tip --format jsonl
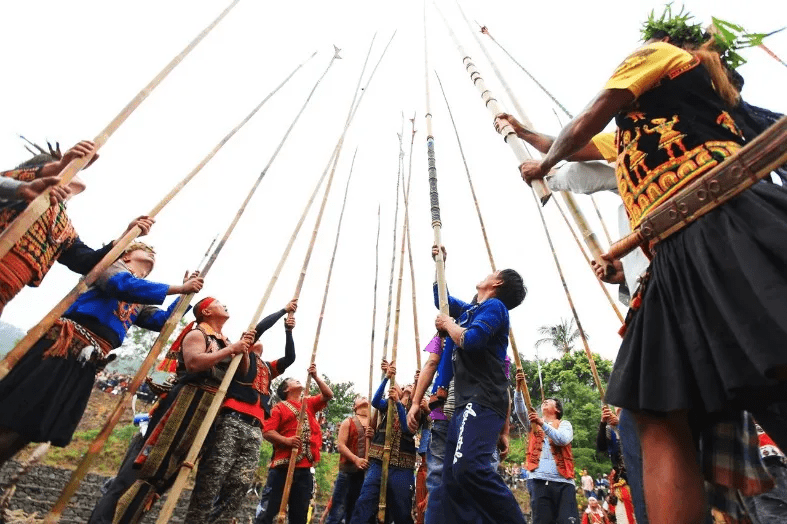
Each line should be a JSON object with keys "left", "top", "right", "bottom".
{"left": 333, "top": 45, "right": 342, "bottom": 59}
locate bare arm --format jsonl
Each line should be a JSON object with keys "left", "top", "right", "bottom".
{"left": 495, "top": 114, "right": 605, "bottom": 161}
{"left": 310, "top": 365, "right": 334, "bottom": 402}
{"left": 263, "top": 429, "right": 300, "bottom": 450}
{"left": 182, "top": 330, "right": 251, "bottom": 373}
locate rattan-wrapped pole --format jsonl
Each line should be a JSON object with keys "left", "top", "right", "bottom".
{"left": 0, "top": 52, "right": 314, "bottom": 381}
{"left": 0, "top": 0, "right": 241, "bottom": 260}
{"left": 433, "top": 3, "right": 550, "bottom": 204}
{"left": 434, "top": 72, "right": 534, "bottom": 412}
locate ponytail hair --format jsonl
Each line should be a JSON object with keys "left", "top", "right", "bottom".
{"left": 689, "top": 40, "right": 740, "bottom": 107}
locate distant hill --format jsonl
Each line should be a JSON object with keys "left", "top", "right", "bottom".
{"left": 0, "top": 321, "right": 25, "bottom": 357}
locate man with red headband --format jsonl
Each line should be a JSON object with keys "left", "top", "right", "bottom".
{"left": 90, "top": 296, "right": 294, "bottom": 524}
{"left": 184, "top": 299, "right": 298, "bottom": 523}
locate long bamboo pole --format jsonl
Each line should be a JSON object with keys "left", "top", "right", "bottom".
{"left": 442, "top": 3, "right": 606, "bottom": 401}
{"left": 273, "top": 34, "right": 400, "bottom": 523}
{"left": 0, "top": 51, "right": 314, "bottom": 381}
{"left": 403, "top": 115, "right": 422, "bottom": 369}
{"left": 0, "top": 0, "right": 240, "bottom": 260}
{"left": 382, "top": 121, "right": 405, "bottom": 363}
{"left": 431, "top": 3, "right": 550, "bottom": 205}
{"left": 378, "top": 160, "right": 410, "bottom": 523}
{"left": 366, "top": 204, "right": 381, "bottom": 459}
{"left": 155, "top": 47, "right": 344, "bottom": 524}
{"left": 475, "top": 18, "right": 615, "bottom": 247}
{"left": 552, "top": 198, "right": 625, "bottom": 323}
{"left": 433, "top": 72, "right": 534, "bottom": 412}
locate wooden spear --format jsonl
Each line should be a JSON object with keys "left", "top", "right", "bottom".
{"left": 0, "top": 52, "right": 314, "bottom": 380}
{"left": 552, "top": 198, "right": 625, "bottom": 323}
{"left": 0, "top": 0, "right": 241, "bottom": 260}
{"left": 154, "top": 47, "right": 344, "bottom": 524}
{"left": 367, "top": 204, "right": 381, "bottom": 459}
{"left": 431, "top": 3, "right": 550, "bottom": 204}
{"left": 434, "top": 72, "right": 535, "bottom": 412}
{"left": 378, "top": 162, "right": 411, "bottom": 523}
{"left": 403, "top": 114, "right": 422, "bottom": 368}
{"left": 446, "top": 2, "right": 606, "bottom": 401}
{"left": 474, "top": 17, "right": 615, "bottom": 246}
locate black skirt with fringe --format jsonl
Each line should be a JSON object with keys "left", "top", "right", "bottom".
{"left": 606, "top": 182, "right": 787, "bottom": 416}
{"left": 0, "top": 339, "right": 97, "bottom": 447}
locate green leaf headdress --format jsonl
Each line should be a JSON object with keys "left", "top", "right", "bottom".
{"left": 641, "top": 3, "right": 784, "bottom": 69}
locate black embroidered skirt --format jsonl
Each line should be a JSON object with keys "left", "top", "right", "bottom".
{"left": 0, "top": 339, "right": 96, "bottom": 446}
{"left": 606, "top": 182, "right": 787, "bottom": 416}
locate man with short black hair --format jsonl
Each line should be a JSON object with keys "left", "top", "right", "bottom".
{"left": 426, "top": 245, "right": 527, "bottom": 524}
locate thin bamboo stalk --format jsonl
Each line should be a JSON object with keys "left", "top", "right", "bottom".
{"left": 382, "top": 122, "right": 404, "bottom": 363}
{"left": 45, "top": 235, "right": 216, "bottom": 521}
{"left": 434, "top": 71, "right": 534, "bottom": 412}
{"left": 274, "top": 34, "right": 400, "bottom": 524}
{"left": 532, "top": 187, "right": 606, "bottom": 401}
{"left": 560, "top": 192, "right": 606, "bottom": 266}
{"left": 379, "top": 159, "right": 410, "bottom": 523}
{"left": 0, "top": 0, "right": 241, "bottom": 260}
{"left": 552, "top": 198, "right": 624, "bottom": 323}
{"left": 433, "top": 3, "right": 550, "bottom": 204}
{"left": 155, "top": 47, "right": 344, "bottom": 524}
{"left": 404, "top": 115, "right": 421, "bottom": 368}
{"left": 0, "top": 51, "right": 314, "bottom": 380}
{"left": 451, "top": 2, "right": 606, "bottom": 400}
{"left": 760, "top": 43, "right": 787, "bottom": 68}
{"left": 367, "top": 204, "right": 381, "bottom": 459}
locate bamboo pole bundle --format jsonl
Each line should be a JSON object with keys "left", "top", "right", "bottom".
{"left": 154, "top": 47, "right": 345, "bottom": 524}
{"left": 431, "top": 3, "right": 550, "bottom": 204}
{"left": 440, "top": 3, "right": 606, "bottom": 402}
{"left": 0, "top": 0, "right": 241, "bottom": 260}
{"left": 366, "top": 204, "right": 381, "bottom": 459}
{"left": 0, "top": 52, "right": 314, "bottom": 380}
{"left": 382, "top": 120, "right": 405, "bottom": 363}
{"left": 552, "top": 198, "right": 625, "bottom": 323}
{"left": 403, "top": 115, "right": 422, "bottom": 368}
{"left": 378, "top": 153, "right": 412, "bottom": 524}
{"left": 433, "top": 72, "right": 535, "bottom": 412}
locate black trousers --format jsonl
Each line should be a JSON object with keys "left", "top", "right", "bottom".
{"left": 527, "top": 478, "right": 579, "bottom": 524}
{"left": 255, "top": 466, "right": 313, "bottom": 524}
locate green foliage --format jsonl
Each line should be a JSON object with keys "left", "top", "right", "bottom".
{"left": 314, "top": 453, "right": 340, "bottom": 500}
{"left": 711, "top": 17, "right": 784, "bottom": 69}
{"left": 507, "top": 350, "right": 615, "bottom": 479}
{"left": 309, "top": 376, "right": 358, "bottom": 427}
{"left": 641, "top": 3, "right": 704, "bottom": 45}
{"left": 534, "top": 318, "right": 581, "bottom": 356}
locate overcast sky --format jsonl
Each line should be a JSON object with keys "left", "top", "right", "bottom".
{"left": 1, "top": 0, "right": 785, "bottom": 394}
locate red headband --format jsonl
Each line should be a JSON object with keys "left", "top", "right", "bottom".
{"left": 194, "top": 297, "right": 216, "bottom": 321}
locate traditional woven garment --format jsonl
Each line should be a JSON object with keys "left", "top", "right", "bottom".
{"left": 369, "top": 401, "right": 417, "bottom": 470}
{"left": 609, "top": 43, "right": 745, "bottom": 229}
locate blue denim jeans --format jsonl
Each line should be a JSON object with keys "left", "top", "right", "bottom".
{"left": 254, "top": 467, "right": 313, "bottom": 524}
{"left": 325, "top": 469, "right": 365, "bottom": 524}
{"left": 424, "top": 419, "right": 448, "bottom": 524}
{"left": 618, "top": 408, "right": 648, "bottom": 524}
{"left": 349, "top": 460, "right": 414, "bottom": 524}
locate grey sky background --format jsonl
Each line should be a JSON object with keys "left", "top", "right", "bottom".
{"left": 1, "top": 0, "right": 785, "bottom": 392}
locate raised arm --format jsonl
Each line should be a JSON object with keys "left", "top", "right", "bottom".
{"left": 494, "top": 114, "right": 605, "bottom": 161}
{"left": 542, "top": 420, "right": 574, "bottom": 447}
{"left": 372, "top": 376, "right": 390, "bottom": 411}
{"left": 271, "top": 316, "right": 296, "bottom": 374}
{"left": 181, "top": 329, "right": 253, "bottom": 374}
{"left": 309, "top": 363, "right": 333, "bottom": 403}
